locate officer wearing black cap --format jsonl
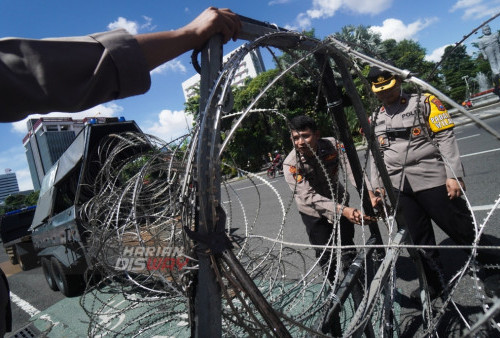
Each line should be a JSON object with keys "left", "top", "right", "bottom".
{"left": 367, "top": 66, "right": 500, "bottom": 300}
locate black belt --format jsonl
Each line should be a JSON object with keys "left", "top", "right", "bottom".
{"left": 386, "top": 127, "right": 411, "bottom": 139}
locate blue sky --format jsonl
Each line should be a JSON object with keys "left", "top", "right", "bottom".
{"left": 2, "top": 0, "right": 500, "bottom": 191}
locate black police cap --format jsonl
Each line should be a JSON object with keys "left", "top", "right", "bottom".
{"left": 367, "top": 66, "right": 397, "bottom": 93}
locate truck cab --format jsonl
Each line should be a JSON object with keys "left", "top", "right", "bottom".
{"left": 30, "top": 119, "right": 143, "bottom": 296}
{"left": 0, "top": 205, "right": 37, "bottom": 270}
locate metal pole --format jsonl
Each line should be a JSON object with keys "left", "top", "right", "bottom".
{"left": 314, "top": 51, "right": 380, "bottom": 336}
{"left": 194, "top": 34, "right": 223, "bottom": 338}
{"left": 314, "top": 52, "right": 384, "bottom": 247}
{"left": 221, "top": 249, "right": 292, "bottom": 337}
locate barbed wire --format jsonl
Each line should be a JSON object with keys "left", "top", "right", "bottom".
{"left": 76, "top": 27, "right": 500, "bottom": 337}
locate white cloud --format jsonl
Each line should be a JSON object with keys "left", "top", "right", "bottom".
{"left": 145, "top": 109, "right": 194, "bottom": 141}
{"left": 369, "top": 17, "right": 438, "bottom": 41}
{"left": 425, "top": 44, "right": 452, "bottom": 62}
{"left": 306, "top": 0, "right": 343, "bottom": 19}
{"left": 306, "top": 0, "right": 392, "bottom": 19}
{"left": 141, "top": 16, "right": 156, "bottom": 32}
{"left": 450, "top": 0, "right": 482, "bottom": 12}
{"left": 108, "top": 17, "right": 139, "bottom": 35}
{"left": 107, "top": 16, "right": 157, "bottom": 34}
{"left": 0, "top": 146, "right": 34, "bottom": 191}
{"left": 463, "top": 4, "right": 500, "bottom": 20}
{"left": 449, "top": 0, "right": 500, "bottom": 20}
{"left": 16, "top": 169, "right": 33, "bottom": 191}
{"left": 295, "top": 13, "right": 312, "bottom": 30}
{"left": 10, "top": 103, "right": 123, "bottom": 134}
{"left": 151, "top": 58, "right": 187, "bottom": 75}
{"left": 343, "top": 0, "right": 393, "bottom": 15}
{"left": 297, "top": 0, "right": 393, "bottom": 29}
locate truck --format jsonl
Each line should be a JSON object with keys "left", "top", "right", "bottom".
{"left": 30, "top": 119, "right": 145, "bottom": 297}
{"left": 0, "top": 205, "right": 38, "bottom": 270}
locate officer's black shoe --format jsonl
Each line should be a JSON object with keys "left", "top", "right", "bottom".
{"left": 483, "top": 274, "right": 500, "bottom": 298}
{"left": 410, "top": 285, "right": 441, "bottom": 303}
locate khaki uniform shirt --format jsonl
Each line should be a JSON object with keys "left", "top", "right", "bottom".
{"left": 369, "top": 92, "right": 464, "bottom": 192}
{"left": 0, "top": 29, "right": 151, "bottom": 121}
{"left": 283, "top": 137, "right": 355, "bottom": 220}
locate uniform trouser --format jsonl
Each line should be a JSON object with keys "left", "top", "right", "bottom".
{"left": 0, "top": 267, "right": 12, "bottom": 335}
{"left": 397, "top": 180, "right": 500, "bottom": 290}
{"left": 300, "top": 212, "right": 355, "bottom": 281}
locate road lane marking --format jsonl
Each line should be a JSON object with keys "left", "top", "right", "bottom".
{"left": 471, "top": 204, "right": 500, "bottom": 211}
{"left": 226, "top": 177, "right": 282, "bottom": 192}
{"left": 234, "top": 182, "right": 268, "bottom": 191}
{"left": 456, "top": 133, "right": 480, "bottom": 141}
{"left": 10, "top": 292, "right": 41, "bottom": 317}
{"left": 460, "top": 148, "right": 500, "bottom": 158}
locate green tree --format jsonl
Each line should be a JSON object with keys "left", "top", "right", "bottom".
{"left": 381, "top": 39, "right": 440, "bottom": 87}
{"left": 0, "top": 191, "right": 39, "bottom": 215}
{"left": 184, "top": 83, "right": 200, "bottom": 117}
{"left": 334, "top": 25, "right": 385, "bottom": 58}
{"left": 226, "top": 62, "right": 332, "bottom": 171}
{"left": 439, "top": 45, "right": 476, "bottom": 103}
{"left": 25, "top": 191, "right": 39, "bottom": 206}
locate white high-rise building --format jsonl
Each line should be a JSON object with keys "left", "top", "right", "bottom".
{"left": 0, "top": 169, "right": 19, "bottom": 202}
{"left": 23, "top": 116, "right": 122, "bottom": 190}
{"left": 182, "top": 47, "right": 266, "bottom": 101}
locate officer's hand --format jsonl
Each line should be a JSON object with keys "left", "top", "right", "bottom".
{"left": 446, "top": 178, "right": 465, "bottom": 199}
{"left": 184, "top": 7, "right": 241, "bottom": 49}
{"left": 342, "top": 207, "right": 376, "bottom": 225}
{"left": 369, "top": 189, "right": 385, "bottom": 208}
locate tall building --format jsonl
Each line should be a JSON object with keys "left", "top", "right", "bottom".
{"left": 0, "top": 169, "right": 19, "bottom": 202}
{"left": 23, "top": 117, "right": 120, "bottom": 190}
{"left": 182, "top": 46, "right": 266, "bottom": 101}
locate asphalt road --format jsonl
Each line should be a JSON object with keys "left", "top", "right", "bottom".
{"left": 3, "top": 114, "right": 500, "bottom": 337}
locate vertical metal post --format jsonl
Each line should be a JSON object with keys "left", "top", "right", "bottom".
{"left": 313, "top": 51, "right": 380, "bottom": 337}
{"left": 314, "top": 52, "right": 384, "bottom": 248}
{"left": 332, "top": 52, "right": 435, "bottom": 335}
{"left": 194, "top": 35, "right": 223, "bottom": 338}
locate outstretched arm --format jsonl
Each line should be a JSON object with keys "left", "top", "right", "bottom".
{"left": 0, "top": 7, "right": 241, "bottom": 122}
{"left": 136, "top": 7, "right": 241, "bottom": 70}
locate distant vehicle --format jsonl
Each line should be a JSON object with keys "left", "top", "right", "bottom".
{"left": 30, "top": 119, "right": 145, "bottom": 296}
{"left": 462, "top": 100, "right": 473, "bottom": 109}
{"left": 266, "top": 162, "right": 279, "bottom": 178}
{"left": 266, "top": 151, "right": 283, "bottom": 178}
{"left": 0, "top": 205, "right": 38, "bottom": 270}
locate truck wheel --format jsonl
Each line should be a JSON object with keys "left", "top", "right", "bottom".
{"left": 84, "top": 269, "right": 102, "bottom": 287}
{"left": 16, "top": 249, "right": 26, "bottom": 270}
{"left": 16, "top": 246, "right": 33, "bottom": 271}
{"left": 50, "top": 257, "right": 84, "bottom": 297}
{"left": 41, "top": 257, "right": 59, "bottom": 291}
{"left": 14, "top": 243, "right": 37, "bottom": 271}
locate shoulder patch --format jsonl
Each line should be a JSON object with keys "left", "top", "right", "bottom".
{"left": 289, "top": 166, "right": 303, "bottom": 182}
{"left": 426, "top": 94, "right": 454, "bottom": 132}
{"left": 294, "top": 174, "right": 303, "bottom": 183}
{"left": 430, "top": 97, "right": 446, "bottom": 111}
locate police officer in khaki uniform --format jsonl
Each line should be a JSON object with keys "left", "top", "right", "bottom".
{"left": 283, "top": 115, "right": 372, "bottom": 281}
{"left": 367, "top": 66, "right": 500, "bottom": 299}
